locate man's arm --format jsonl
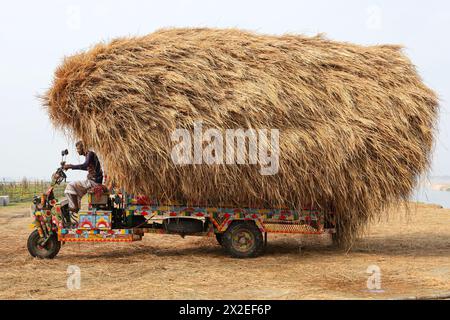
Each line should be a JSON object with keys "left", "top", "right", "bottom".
{"left": 68, "top": 152, "right": 92, "bottom": 171}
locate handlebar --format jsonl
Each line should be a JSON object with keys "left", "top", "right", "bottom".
{"left": 51, "top": 150, "right": 69, "bottom": 185}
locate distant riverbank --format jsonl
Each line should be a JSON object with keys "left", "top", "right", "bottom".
{"left": 412, "top": 178, "right": 450, "bottom": 208}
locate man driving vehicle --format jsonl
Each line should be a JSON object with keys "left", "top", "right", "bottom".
{"left": 63, "top": 140, "right": 103, "bottom": 213}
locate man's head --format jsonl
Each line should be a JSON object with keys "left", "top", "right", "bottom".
{"left": 75, "top": 141, "right": 87, "bottom": 156}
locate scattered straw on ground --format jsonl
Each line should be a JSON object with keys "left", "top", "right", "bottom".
{"left": 0, "top": 202, "right": 448, "bottom": 299}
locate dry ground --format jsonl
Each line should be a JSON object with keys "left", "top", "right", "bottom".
{"left": 0, "top": 202, "right": 449, "bottom": 299}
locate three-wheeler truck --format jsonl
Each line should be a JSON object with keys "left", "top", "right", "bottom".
{"left": 27, "top": 150, "right": 336, "bottom": 259}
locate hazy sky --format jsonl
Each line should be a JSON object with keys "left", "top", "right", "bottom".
{"left": 0, "top": 0, "right": 449, "bottom": 181}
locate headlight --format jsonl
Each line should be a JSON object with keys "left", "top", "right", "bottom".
{"left": 32, "top": 196, "right": 40, "bottom": 205}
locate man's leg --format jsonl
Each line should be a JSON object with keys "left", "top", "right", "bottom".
{"left": 65, "top": 182, "right": 81, "bottom": 213}
{"left": 66, "top": 194, "right": 80, "bottom": 212}
{"left": 66, "top": 180, "right": 94, "bottom": 228}
{"left": 68, "top": 179, "right": 98, "bottom": 210}
{"left": 63, "top": 180, "right": 99, "bottom": 227}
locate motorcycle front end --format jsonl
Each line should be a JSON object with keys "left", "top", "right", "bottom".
{"left": 27, "top": 149, "right": 69, "bottom": 259}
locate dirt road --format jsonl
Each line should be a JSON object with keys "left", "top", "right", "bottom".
{"left": 0, "top": 202, "right": 449, "bottom": 299}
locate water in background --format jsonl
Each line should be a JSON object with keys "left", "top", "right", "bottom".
{"left": 411, "top": 177, "right": 450, "bottom": 208}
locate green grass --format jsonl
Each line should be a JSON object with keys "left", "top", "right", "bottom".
{"left": 0, "top": 179, "right": 66, "bottom": 204}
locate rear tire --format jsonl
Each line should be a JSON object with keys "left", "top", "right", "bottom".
{"left": 27, "top": 229, "right": 61, "bottom": 259}
{"left": 222, "top": 221, "right": 264, "bottom": 258}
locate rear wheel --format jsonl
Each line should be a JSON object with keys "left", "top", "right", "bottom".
{"left": 27, "top": 229, "right": 61, "bottom": 259}
{"left": 222, "top": 221, "right": 264, "bottom": 258}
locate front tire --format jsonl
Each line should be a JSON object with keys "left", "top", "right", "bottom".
{"left": 27, "top": 229, "right": 61, "bottom": 259}
{"left": 222, "top": 222, "right": 264, "bottom": 258}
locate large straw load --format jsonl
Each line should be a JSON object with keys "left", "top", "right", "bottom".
{"left": 44, "top": 28, "right": 438, "bottom": 245}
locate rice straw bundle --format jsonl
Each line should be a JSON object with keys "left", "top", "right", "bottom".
{"left": 43, "top": 28, "right": 439, "bottom": 244}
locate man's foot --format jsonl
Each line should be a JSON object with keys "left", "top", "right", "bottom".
{"left": 63, "top": 208, "right": 79, "bottom": 229}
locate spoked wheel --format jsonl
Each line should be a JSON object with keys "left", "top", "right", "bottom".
{"left": 27, "top": 229, "right": 61, "bottom": 259}
{"left": 222, "top": 222, "right": 264, "bottom": 258}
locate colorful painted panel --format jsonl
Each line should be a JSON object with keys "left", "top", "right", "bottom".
{"left": 78, "top": 210, "right": 112, "bottom": 230}
{"left": 58, "top": 228, "right": 138, "bottom": 242}
{"left": 78, "top": 213, "right": 96, "bottom": 230}
{"left": 95, "top": 211, "right": 112, "bottom": 230}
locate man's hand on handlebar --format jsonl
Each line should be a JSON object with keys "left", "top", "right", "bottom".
{"left": 63, "top": 164, "right": 73, "bottom": 171}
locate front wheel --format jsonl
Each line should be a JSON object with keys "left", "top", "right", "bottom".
{"left": 222, "top": 222, "right": 264, "bottom": 258}
{"left": 27, "top": 229, "right": 61, "bottom": 259}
